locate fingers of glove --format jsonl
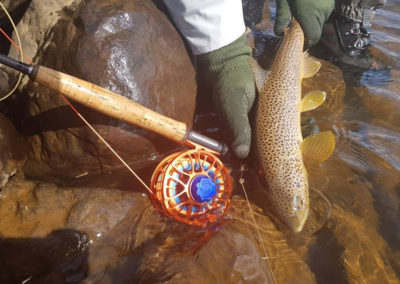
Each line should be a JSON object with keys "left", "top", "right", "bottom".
{"left": 213, "top": 64, "right": 255, "bottom": 159}
{"left": 215, "top": 93, "right": 253, "bottom": 159}
{"left": 274, "top": 0, "right": 292, "bottom": 36}
{"left": 291, "top": 0, "right": 334, "bottom": 48}
{"left": 297, "top": 12, "right": 324, "bottom": 48}
{"left": 196, "top": 34, "right": 255, "bottom": 158}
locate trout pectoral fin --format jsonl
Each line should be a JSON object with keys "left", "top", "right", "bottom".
{"left": 302, "top": 131, "right": 335, "bottom": 163}
{"left": 302, "top": 52, "right": 321, "bottom": 78}
{"left": 300, "top": 90, "right": 327, "bottom": 112}
{"left": 248, "top": 57, "right": 270, "bottom": 91}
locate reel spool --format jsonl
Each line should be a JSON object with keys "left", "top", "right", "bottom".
{"left": 150, "top": 146, "right": 232, "bottom": 226}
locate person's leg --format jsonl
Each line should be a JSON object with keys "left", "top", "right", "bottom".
{"left": 335, "top": 0, "right": 386, "bottom": 56}
{"left": 321, "top": 0, "right": 387, "bottom": 69}
{"left": 336, "top": 0, "right": 386, "bottom": 22}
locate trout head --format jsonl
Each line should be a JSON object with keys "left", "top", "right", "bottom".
{"left": 267, "top": 164, "right": 310, "bottom": 233}
{"left": 283, "top": 188, "right": 309, "bottom": 233}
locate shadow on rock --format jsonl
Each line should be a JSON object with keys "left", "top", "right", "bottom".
{"left": 0, "top": 229, "right": 89, "bottom": 283}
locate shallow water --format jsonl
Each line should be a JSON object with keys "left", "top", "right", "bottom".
{"left": 255, "top": 1, "right": 400, "bottom": 283}
{"left": 1, "top": 1, "right": 400, "bottom": 283}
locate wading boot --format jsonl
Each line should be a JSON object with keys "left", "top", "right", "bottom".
{"left": 321, "top": 2, "right": 387, "bottom": 70}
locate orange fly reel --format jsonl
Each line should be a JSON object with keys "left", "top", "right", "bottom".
{"left": 150, "top": 145, "right": 232, "bottom": 226}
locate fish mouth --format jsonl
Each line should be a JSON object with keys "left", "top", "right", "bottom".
{"left": 290, "top": 220, "right": 307, "bottom": 233}
{"left": 283, "top": 194, "right": 309, "bottom": 233}
{"left": 286, "top": 207, "right": 309, "bottom": 233}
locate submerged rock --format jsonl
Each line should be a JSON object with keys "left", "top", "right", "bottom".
{"left": 0, "top": 177, "right": 145, "bottom": 282}
{"left": 1, "top": 161, "right": 397, "bottom": 283}
{"left": 10, "top": 0, "right": 196, "bottom": 181}
{"left": 304, "top": 133, "right": 400, "bottom": 283}
{"left": 360, "top": 69, "right": 400, "bottom": 127}
{"left": 0, "top": 178, "right": 280, "bottom": 283}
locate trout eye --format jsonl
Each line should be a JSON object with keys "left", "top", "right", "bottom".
{"left": 293, "top": 195, "right": 304, "bottom": 211}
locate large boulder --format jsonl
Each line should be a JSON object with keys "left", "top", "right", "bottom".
{"left": 1, "top": 0, "right": 83, "bottom": 91}
{"left": 11, "top": 0, "right": 196, "bottom": 181}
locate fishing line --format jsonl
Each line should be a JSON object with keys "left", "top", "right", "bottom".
{"left": 0, "top": 1, "right": 24, "bottom": 101}
{"left": 0, "top": 3, "right": 152, "bottom": 193}
{"left": 60, "top": 95, "right": 153, "bottom": 194}
{"left": 239, "top": 164, "right": 276, "bottom": 283}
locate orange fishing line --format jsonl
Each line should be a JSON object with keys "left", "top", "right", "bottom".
{"left": 0, "top": 26, "right": 32, "bottom": 64}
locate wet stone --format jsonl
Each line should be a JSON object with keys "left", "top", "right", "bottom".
{"left": 14, "top": 0, "right": 196, "bottom": 181}
{"left": 0, "top": 0, "right": 28, "bottom": 10}
{"left": 0, "top": 178, "right": 282, "bottom": 283}
{"left": 3, "top": 0, "right": 83, "bottom": 90}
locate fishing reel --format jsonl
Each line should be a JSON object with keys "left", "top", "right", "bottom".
{"left": 150, "top": 143, "right": 232, "bottom": 226}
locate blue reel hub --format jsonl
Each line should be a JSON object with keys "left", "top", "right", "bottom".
{"left": 191, "top": 175, "right": 217, "bottom": 202}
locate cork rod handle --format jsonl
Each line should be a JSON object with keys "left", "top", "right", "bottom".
{"left": 34, "top": 66, "right": 188, "bottom": 143}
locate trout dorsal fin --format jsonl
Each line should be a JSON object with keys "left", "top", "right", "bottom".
{"left": 248, "top": 57, "right": 270, "bottom": 91}
{"left": 302, "top": 131, "right": 335, "bottom": 163}
{"left": 300, "top": 90, "right": 327, "bottom": 112}
{"left": 302, "top": 52, "right": 321, "bottom": 78}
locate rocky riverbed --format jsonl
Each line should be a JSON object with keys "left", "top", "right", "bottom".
{"left": 0, "top": 0, "right": 399, "bottom": 283}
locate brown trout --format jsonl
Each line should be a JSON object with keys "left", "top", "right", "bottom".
{"left": 249, "top": 19, "right": 335, "bottom": 232}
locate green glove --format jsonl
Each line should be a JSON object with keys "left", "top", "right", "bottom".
{"left": 274, "top": 0, "right": 334, "bottom": 48}
{"left": 197, "top": 34, "right": 255, "bottom": 159}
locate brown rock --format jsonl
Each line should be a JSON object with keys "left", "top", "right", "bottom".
{"left": 0, "top": 177, "right": 148, "bottom": 282}
{"left": 0, "top": 0, "right": 28, "bottom": 10}
{"left": 4, "top": 0, "right": 83, "bottom": 90}
{"left": 16, "top": 0, "right": 196, "bottom": 181}
{"left": 0, "top": 177, "right": 278, "bottom": 283}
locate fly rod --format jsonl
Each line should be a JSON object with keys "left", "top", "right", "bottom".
{"left": 0, "top": 54, "right": 228, "bottom": 155}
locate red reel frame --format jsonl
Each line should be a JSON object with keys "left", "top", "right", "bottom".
{"left": 149, "top": 145, "right": 232, "bottom": 226}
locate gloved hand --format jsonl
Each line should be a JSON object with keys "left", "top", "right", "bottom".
{"left": 197, "top": 34, "right": 255, "bottom": 159}
{"left": 274, "top": 0, "right": 335, "bottom": 48}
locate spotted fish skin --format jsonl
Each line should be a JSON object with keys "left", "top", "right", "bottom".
{"left": 252, "top": 20, "right": 309, "bottom": 232}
